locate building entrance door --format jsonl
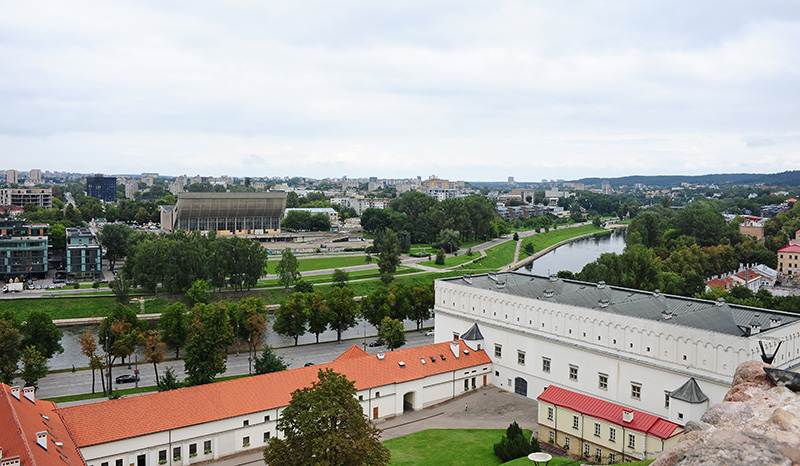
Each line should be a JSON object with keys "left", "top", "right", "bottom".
{"left": 514, "top": 377, "right": 528, "bottom": 397}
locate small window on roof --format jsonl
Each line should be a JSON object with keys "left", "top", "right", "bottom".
{"left": 421, "top": 358, "right": 426, "bottom": 364}
{"left": 440, "top": 354, "right": 446, "bottom": 361}
{"left": 430, "top": 356, "right": 436, "bottom": 363}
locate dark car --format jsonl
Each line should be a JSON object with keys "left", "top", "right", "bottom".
{"left": 303, "top": 362, "right": 315, "bottom": 367}
{"left": 368, "top": 339, "right": 384, "bottom": 347}
{"left": 115, "top": 374, "right": 140, "bottom": 384}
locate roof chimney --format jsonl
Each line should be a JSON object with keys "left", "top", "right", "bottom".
{"left": 653, "top": 289, "right": 661, "bottom": 297}
{"left": 622, "top": 410, "right": 634, "bottom": 423}
{"left": 598, "top": 298, "right": 610, "bottom": 308}
{"left": 597, "top": 281, "right": 606, "bottom": 289}
{"left": 543, "top": 288, "right": 554, "bottom": 298}
{"left": 36, "top": 431, "right": 47, "bottom": 451}
{"left": 450, "top": 341, "right": 460, "bottom": 359}
{"left": 549, "top": 274, "right": 558, "bottom": 282}
{"left": 22, "top": 387, "right": 34, "bottom": 403}
{"left": 10, "top": 386, "right": 20, "bottom": 400}
{"left": 716, "top": 297, "right": 725, "bottom": 307}
{"left": 661, "top": 310, "right": 673, "bottom": 320}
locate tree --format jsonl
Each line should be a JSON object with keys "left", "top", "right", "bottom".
{"left": 435, "top": 248, "right": 446, "bottom": 265}
{"left": 20, "top": 346, "right": 48, "bottom": 391}
{"left": 378, "top": 228, "right": 401, "bottom": 283}
{"left": 294, "top": 280, "right": 313, "bottom": 293}
{"left": 184, "top": 303, "right": 235, "bottom": 386}
{"left": 0, "top": 318, "right": 22, "bottom": 385}
{"left": 78, "top": 330, "right": 102, "bottom": 394}
{"left": 378, "top": 316, "right": 406, "bottom": 351}
{"left": 99, "top": 305, "right": 142, "bottom": 396}
{"left": 98, "top": 223, "right": 134, "bottom": 270}
{"left": 360, "top": 287, "right": 391, "bottom": 330}
{"left": 275, "top": 248, "right": 301, "bottom": 289}
{"left": 437, "top": 228, "right": 461, "bottom": 253}
{"left": 143, "top": 330, "right": 166, "bottom": 383}
{"left": 159, "top": 302, "right": 188, "bottom": 358}
{"left": 273, "top": 293, "right": 309, "bottom": 346}
{"left": 494, "top": 421, "right": 538, "bottom": 462}
{"left": 110, "top": 278, "right": 131, "bottom": 305}
{"left": 408, "top": 284, "right": 434, "bottom": 330}
{"left": 157, "top": 367, "right": 182, "bottom": 391}
{"left": 254, "top": 345, "right": 288, "bottom": 374}
{"left": 332, "top": 268, "right": 350, "bottom": 288}
{"left": 21, "top": 311, "right": 63, "bottom": 359}
{"left": 306, "top": 292, "right": 329, "bottom": 344}
{"left": 186, "top": 279, "right": 210, "bottom": 307}
{"left": 263, "top": 369, "right": 390, "bottom": 466}
{"left": 325, "top": 286, "right": 359, "bottom": 343}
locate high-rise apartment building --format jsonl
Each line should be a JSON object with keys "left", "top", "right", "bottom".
{"left": 5, "top": 169, "right": 18, "bottom": 185}
{"left": 85, "top": 174, "right": 117, "bottom": 201}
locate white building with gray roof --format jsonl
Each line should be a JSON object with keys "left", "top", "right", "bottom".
{"left": 433, "top": 272, "right": 800, "bottom": 426}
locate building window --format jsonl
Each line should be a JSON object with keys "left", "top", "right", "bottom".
{"left": 594, "top": 422, "right": 601, "bottom": 437}
{"left": 517, "top": 350, "right": 525, "bottom": 365}
{"left": 584, "top": 444, "right": 590, "bottom": 455}
{"left": 158, "top": 451, "right": 167, "bottom": 463}
{"left": 359, "top": 395, "right": 364, "bottom": 401}
{"left": 596, "top": 448, "right": 602, "bottom": 460}
{"left": 243, "top": 436, "right": 251, "bottom": 447}
{"left": 452, "top": 332, "right": 459, "bottom": 341}
{"left": 569, "top": 365, "right": 578, "bottom": 381}
{"left": 495, "top": 344, "right": 502, "bottom": 358}
{"left": 189, "top": 444, "right": 197, "bottom": 457}
{"left": 204, "top": 440, "right": 212, "bottom": 454}
{"left": 678, "top": 413, "right": 684, "bottom": 420}
{"left": 547, "top": 407, "right": 554, "bottom": 420}
{"left": 375, "top": 391, "right": 380, "bottom": 398}
{"left": 631, "top": 383, "right": 642, "bottom": 400}
{"left": 102, "top": 462, "right": 108, "bottom": 466}
{"left": 628, "top": 433, "right": 636, "bottom": 449}
{"left": 609, "top": 453, "right": 616, "bottom": 463}
{"left": 665, "top": 392, "right": 670, "bottom": 408}
{"left": 598, "top": 373, "right": 608, "bottom": 390}
{"left": 173, "top": 447, "right": 181, "bottom": 461}
{"left": 609, "top": 427, "right": 616, "bottom": 442}
{"left": 564, "top": 436, "right": 570, "bottom": 450}
{"left": 549, "top": 431, "right": 555, "bottom": 442}
{"left": 116, "top": 460, "right": 123, "bottom": 466}
{"left": 264, "top": 415, "right": 270, "bottom": 422}
{"left": 264, "top": 432, "right": 271, "bottom": 442}
{"left": 243, "top": 419, "right": 249, "bottom": 426}
{"left": 542, "top": 357, "right": 551, "bottom": 373}
{"left": 572, "top": 415, "right": 579, "bottom": 429}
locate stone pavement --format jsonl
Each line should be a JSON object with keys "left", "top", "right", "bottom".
{"left": 207, "top": 386, "right": 539, "bottom": 466}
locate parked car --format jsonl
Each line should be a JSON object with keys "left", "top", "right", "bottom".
{"left": 35, "top": 284, "right": 42, "bottom": 290}
{"left": 368, "top": 339, "right": 384, "bottom": 347}
{"left": 425, "top": 329, "right": 435, "bottom": 336}
{"left": 303, "top": 362, "right": 315, "bottom": 367}
{"left": 115, "top": 374, "right": 140, "bottom": 384}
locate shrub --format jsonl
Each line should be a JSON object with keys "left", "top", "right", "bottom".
{"left": 435, "top": 249, "right": 446, "bottom": 265}
{"left": 513, "top": 232, "right": 519, "bottom": 241}
{"left": 493, "top": 421, "right": 538, "bottom": 462}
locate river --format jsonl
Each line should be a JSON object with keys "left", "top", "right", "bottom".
{"left": 521, "top": 228, "right": 627, "bottom": 276}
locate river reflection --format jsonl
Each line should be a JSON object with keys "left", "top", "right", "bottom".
{"left": 521, "top": 228, "right": 627, "bottom": 276}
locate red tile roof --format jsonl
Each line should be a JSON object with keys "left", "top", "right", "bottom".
{"left": 334, "top": 345, "right": 369, "bottom": 361}
{"left": 58, "top": 341, "right": 490, "bottom": 447}
{"left": 779, "top": 244, "right": 800, "bottom": 253}
{"left": 537, "top": 385, "right": 682, "bottom": 440}
{"left": 0, "top": 385, "right": 86, "bottom": 466}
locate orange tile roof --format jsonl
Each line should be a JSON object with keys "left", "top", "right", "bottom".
{"left": 0, "top": 385, "right": 86, "bottom": 466}
{"left": 58, "top": 341, "right": 490, "bottom": 447}
{"left": 779, "top": 244, "right": 800, "bottom": 253}
{"left": 334, "top": 345, "right": 369, "bottom": 361}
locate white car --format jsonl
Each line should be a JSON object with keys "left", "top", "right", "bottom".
{"left": 425, "top": 329, "right": 435, "bottom": 337}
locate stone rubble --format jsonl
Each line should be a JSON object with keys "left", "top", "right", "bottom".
{"left": 652, "top": 360, "right": 800, "bottom": 466}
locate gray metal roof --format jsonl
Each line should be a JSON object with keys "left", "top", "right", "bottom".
{"left": 460, "top": 323, "right": 484, "bottom": 340}
{"left": 440, "top": 272, "right": 799, "bottom": 337}
{"left": 670, "top": 378, "right": 709, "bottom": 403}
{"left": 175, "top": 192, "right": 287, "bottom": 219}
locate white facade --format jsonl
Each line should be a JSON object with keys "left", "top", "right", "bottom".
{"left": 433, "top": 273, "right": 800, "bottom": 425}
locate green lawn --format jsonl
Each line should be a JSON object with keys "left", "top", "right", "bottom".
{"left": 419, "top": 252, "right": 480, "bottom": 269}
{"left": 296, "top": 255, "right": 370, "bottom": 272}
{"left": 1, "top": 296, "right": 119, "bottom": 321}
{"left": 459, "top": 240, "right": 517, "bottom": 271}
{"left": 519, "top": 225, "right": 605, "bottom": 260}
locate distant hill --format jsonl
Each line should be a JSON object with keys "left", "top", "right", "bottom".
{"left": 470, "top": 171, "right": 800, "bottom": 188}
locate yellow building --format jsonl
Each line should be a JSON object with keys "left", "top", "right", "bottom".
{"left": 537, "top": 385, "right": 683, "bottom": 463}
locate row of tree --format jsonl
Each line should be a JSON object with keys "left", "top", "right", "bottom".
{"left": 0, "top": 311, "right": 63, "bottom": 390}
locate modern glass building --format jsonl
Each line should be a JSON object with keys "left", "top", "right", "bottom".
{"left": 0, "top": 218, "right": 49, "bottom": 280}
{"left": 86, "top": 174, "right": 117, "bottom": 201}
{"left": 66, "top": 227, "right": 101, "bottom": 280}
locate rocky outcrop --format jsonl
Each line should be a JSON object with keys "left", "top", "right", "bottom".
{"left": 653, "top": 360, "right": 800, "bottom": 466}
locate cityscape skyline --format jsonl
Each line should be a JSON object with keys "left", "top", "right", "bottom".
{"left": 2, "top": 2, "right": 799, "bottom": 180}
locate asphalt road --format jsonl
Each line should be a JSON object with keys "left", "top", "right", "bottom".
{"left": 31, "top": 330, "right": 435, "bottom": 400}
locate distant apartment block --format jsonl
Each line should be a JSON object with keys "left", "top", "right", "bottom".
{"left": 66, "top": 227, "right": 102, "bottom": 280}
{"left": 168, "top": 178, "right": 185, "bottom": 195}
{"left": 0, "top": 218, "right": 49, "bottom": 280}
{"left": 5, "top": 169, "right": 18, "bottom": 185}
{"left": 330, "top": 197, "right": 389, "bottom": 216}
{"left": 427, "top": 188, "right": 457, "bottom": 201}
{"left": 422, "top": 175, "right": 464, "bottom": 190}
{"left": 28, "top": 168, "right": 42, "bottom": 184}
{"left": 86, "top": 174, "right": 117, "bottom": 201}
{"left": 141, "top": 172, "right": 159, "bottom": 186}
{"left": 496, "top": 204, "right": 544, "bottom": 221}
{"left": 0, "top": 188, "right": 53, "bottom": 209}
{"left": 123, "top": 179, "right": 139, "bottom": 199}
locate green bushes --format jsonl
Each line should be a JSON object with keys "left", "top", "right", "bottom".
{"left": 493, "top": 421, "right": 539, "bottom": 462}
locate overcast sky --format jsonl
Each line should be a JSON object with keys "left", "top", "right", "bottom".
{"left": 2, "top": 1, "right": 799, "bottom": 181}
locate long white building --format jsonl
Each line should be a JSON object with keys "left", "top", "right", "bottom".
{"left": 433, "top": 272, "right": 800, "bottom": 427}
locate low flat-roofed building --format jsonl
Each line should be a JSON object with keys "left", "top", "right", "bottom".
{"left": 161, "top": 192, "right": 286, "bottom": 235}
{"left": 57, "top": 341, "right": 491, "bottom": 466}
{"left": 0, "top": 384, "right": 87, "bottom": 466}
{"left": 0, "top": 188, "right": 53, "bottom": 209}
{"left": 537, "top": 385, "right": 683, "bottom": 463}
{"left": 0, "top": 218, "right": 49, "bottom": 280}
{"left": 66, "top": 227, "right": 101, "bottom": 280}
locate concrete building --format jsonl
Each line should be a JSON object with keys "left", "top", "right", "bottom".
{"left": 123, "top": 180, "right": 139, "bottom": 200}
{"left": 433, "top": 272, "right": 800, "bottom": 427}
{"left": 0, "top": 218, "right": 49, "bottom": 280}
{"left": 330, "top": 197, "right": 389, "bottom": 216}
{"left": 86, "top": 175, "right": 117, "bottom": 202}
{"left": 0, "top": 384, "right": 87, "bottom": 466}
{"left": 28, "top": 169, "right": 42, "bottom": 184}
{"left": 738, "top": 217, "right": 765, "bottom": 241}
{"left": 66, "top": 227, "right": 101, "bottom": 280}
{"left": 141, "top": 173, "right": 158, "bottom": 186}
{"left": 160, "top": 192, "right": 286, "bottom": 235}
{"left": 5, "top": 169, "right": 18, "bottom": 185}
{"left": 538, "top": 385, "right": 683, "bottom": 463}
{"left": 56, "top": 341, "right": 490, "bottom": 466}
{"left": 0, "top": 188, "right": 53, "bottom": 209}
{"left": 426, "top": 188, "right": 457, "bottom": 201}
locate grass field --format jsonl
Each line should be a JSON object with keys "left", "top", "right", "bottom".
{"left": 459, "top": 240, "right": 517, "bottom": 271}
{"left": 1, "top": 296, "right": 119, "bottom": 321}
{"left": 295, "top": 255, "right": 370, "bottom": 272}
{"left": 419, "top": 252, "right": 480, "bottom": 269}
{"left": 518, "top": 225, "right": 605, "bottom": 260}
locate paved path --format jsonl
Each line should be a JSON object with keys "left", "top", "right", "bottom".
{"left": 207, "top": 386, "right": 539, "bottom": 466}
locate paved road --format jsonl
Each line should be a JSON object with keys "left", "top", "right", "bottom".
{"left": 33, "top": 331, "right": 436, "bottom": 401}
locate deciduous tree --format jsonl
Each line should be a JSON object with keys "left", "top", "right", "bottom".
{"left": 325, "top": 286, "right": 359, "bottom": 343}
{"left": 21, "top": 311, "right": 63, "bottom": 359}
{"left": 378, "top": 317, "right": 405, "bottom": 351}
{"left": 0, "top": 319, "right": 21, "bottom": 385}
{"left": 159, "top": 302, "right": 188, "bottom": 358}
{"left": 20, "top": 346, "right": 48, "bottom": 391}
{"left": 378, "top": 228, "right": 401, "bottom": 283}
{"left": 275, "top": 248, "right": 301, "bottom": 289}
{"left": 273, "top": 293, "right": 308, "bottom": 346}
{"left": 254, "top": 345, "right": 288, "bottom": 374}
{"left": 184, "top": 303, "right": 235, "bottom": 386}
{"left": 263, "top": 369, "right": 390, "bottom": 466}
